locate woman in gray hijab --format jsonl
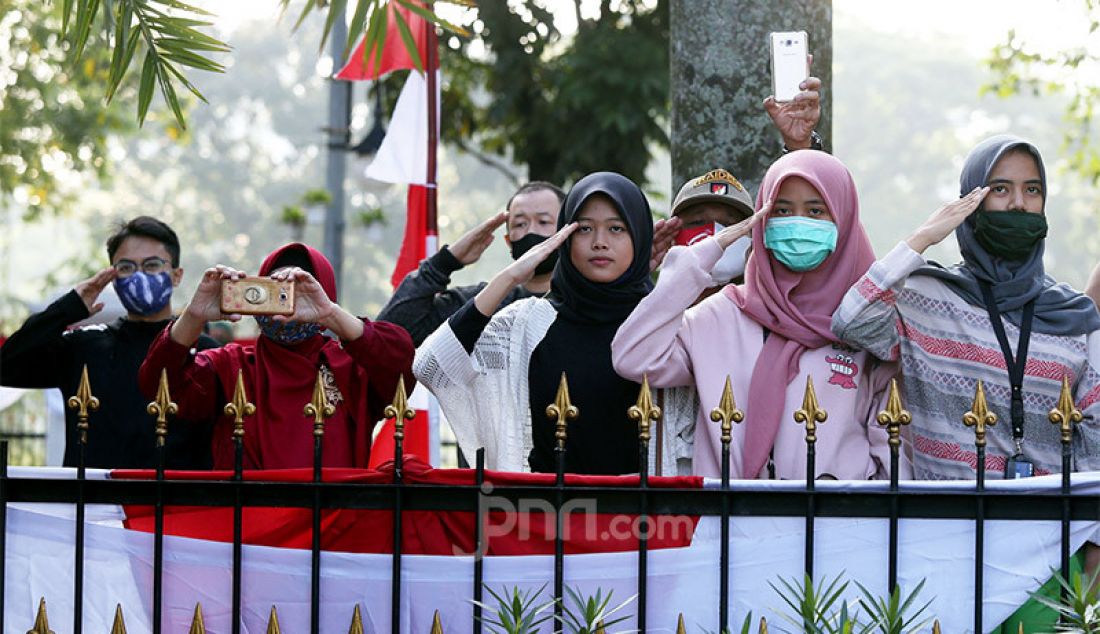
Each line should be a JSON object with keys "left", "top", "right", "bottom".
{"left": 831, "top": 134, "right": 1100, "bottom": 482}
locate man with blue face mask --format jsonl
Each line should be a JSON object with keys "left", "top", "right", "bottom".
{"left": 0, "top": 216, "right": 218, "bottom": 469}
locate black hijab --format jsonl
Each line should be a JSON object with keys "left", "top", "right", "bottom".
{"left": 912, "top": 134, "right": 1100, "bottom": 336}
{"left": 547, "top": 172, "right": 654, "bottom": 324}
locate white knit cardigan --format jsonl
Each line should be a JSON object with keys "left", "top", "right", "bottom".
{"left": 414, "top": 297, "right": 691, "bottom": 474}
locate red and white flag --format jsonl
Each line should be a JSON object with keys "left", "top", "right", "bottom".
{"left": 6, "top": 466, "right": 1093, "bottom": 633}
{"left": 335, "top": 2, "right": 429, "bottom": 82}
{"left": 335, "top": 3, "right": 440, "bottom": 464}
{"left": 334, "top": 1, "right": 439, "bottom": 287}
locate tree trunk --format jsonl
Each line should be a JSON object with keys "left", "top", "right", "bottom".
{"left": 670, "top": 0, "right": 832, "bottom": 199}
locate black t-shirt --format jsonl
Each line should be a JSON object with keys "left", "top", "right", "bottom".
{"left": 526, "top": 315, "right": 640, "bottom": 475}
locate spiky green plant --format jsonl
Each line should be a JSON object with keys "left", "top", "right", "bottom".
{"left": 1029, "top": 567, "right": 1100, "bottom": 634}
{"left": 557, "top": 586, "right": 636, "bottom": 633}
{"left": 770, "top": 572, "right": 866, "bottom": 634}
{"left": 698, "top": 611, "right": 751, "bottom": 634}
{"left": 853, "top": 580, "right": 933, "bottom": 634}
{"left": 471, "top": 583, "right": 557, "bottom": 634}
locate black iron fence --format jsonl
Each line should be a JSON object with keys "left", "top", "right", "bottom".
{"left": 1, "top": 366, "right": 1098, "bottom": 633}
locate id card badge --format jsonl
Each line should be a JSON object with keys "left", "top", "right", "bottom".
{"left": 1005, "top": 454, "right": 1035, "bottom": 479}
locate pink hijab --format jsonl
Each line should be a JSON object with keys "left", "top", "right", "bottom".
{"left": 723, "top": 151, "right": 876, "bottom": 478}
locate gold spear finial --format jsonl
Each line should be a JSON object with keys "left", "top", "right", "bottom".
{"left": 188, "top": 603, "right": 206, "bottom": 634}
{"left": 1017, "top": 622, "right": 1024, "bottom": 634}
{"left": 545, "top": 372, "right": 579, "bottom": 450}
{"left": 67, "top": 364, "right": 100, "bottom": 445}
{"left": 675, "top": 614, "right": 686, "bottom": 634}
{"left": 26, "top": 597, "right": 54, "bottom": 634}
{"left": 430, "top": 610, "right": 444, "bottom": 634}
{"left": 932, "top": 620, "right": 941, "bottom": 634}
{"left": 223, "top": 369, "right": 255, "bottom": 439}
{"left": 383, "top": 374, "right": 416, "bottom": 441}
{"left": 110, "top": 604, "right": 127, "bottom": 634}
{"left": 709, "top": 375, "right": 744, "bottom": 444}
{"left": 794, "top": 376, "right": 828, "bottom": 444}
{"left": 627, "top": 374, "right": 662, "bottom": 443}
{"left": 348, "top": 604, "right": 364, "bottom": 634}
{"left": 760, "top": 616, "right": 770, "bottom": 634}
{"left": 876, "top": 378, "right": 912, "bottom": 448}
{"left": 146, "top": 368, "right": 178, "bottom": 447}
{"left": 963, "top": 380, "right": 998, "bottom": 448}
{"left": 1049, "top": 375, "right": 1083, "bottom": 444}
{"left": 594, "top": 620, "right": 606, "bottom": 634}
{"left": 265, "top": 605, "right": 281, "bottom": 634}
{"left": 303, "top": 371, "right": 335, "bottom": 437}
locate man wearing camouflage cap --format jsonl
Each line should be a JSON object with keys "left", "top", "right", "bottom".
{"left": 671, "top": 168, "right": 757, "bottom": 288}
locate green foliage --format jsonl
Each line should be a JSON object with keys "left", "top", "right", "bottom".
{"left": 0, "top": 0, "right": 139, "bottom": 219}
{"left": 301, "top": 188, "right": 334, "bottom": 207}
{"left": 698, "top": 611, "right": 752, "bottom": 634}
{"left": 280, "top": 205, "right": 306, "bottom": 227}
{"left": 1028, "top": 567, "right": 1100, "bottom": 633}
{"left": 64, "top": 0, "right": 465, "bottom": 130}
{"left": 356, "top": 208, "right": 387, "bottom": 227}
{"left": 984, "top": 1, "right": 1100, "bottom": 185}
{"left": 277, "top": 0, "right": 468, "bottom": 70}
{"left": 471, "top": 583, "right": 557, "bottom": 634}
{"left": 770, "top": 572, "right": 861, "bottom": 634}
{"left": 770, "top": 573, "right": 936, "bottom": 634}
{"left": 853, "top": 580, "right": 933, "bottom": 634}
{"left": 64, "top": 0, "right": 230, "bottom": 128}
{"left": 558, "top": 586, "right": 636, "bottom": 634}
{"left": 428, "top": 0, "right": 669, "bottom": 187}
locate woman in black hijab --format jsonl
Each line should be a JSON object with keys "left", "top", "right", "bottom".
{"left": 414, "top": 172, "right": 658, "bottom": 474}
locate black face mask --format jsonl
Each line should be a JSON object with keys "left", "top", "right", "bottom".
{"left": 509, "top": 233, "right": 558, "bottom": 275}
{"left": 973, "top": 210, "right": 1048, "bottom": 261}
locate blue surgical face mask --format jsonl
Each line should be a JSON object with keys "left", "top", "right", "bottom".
{"left": 763, "top": 216, "right": 838, "bottom": 272}
{"left": 113, "top": 272, "right": 174, "bottom": 316}
{"left": 255, "top": 316, "right": 323, "bottom": 346}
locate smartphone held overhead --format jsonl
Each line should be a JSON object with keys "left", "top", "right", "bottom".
{"left": 221, "top": 276, "right": 295, "bottom": 316}
{"left": 770, "top": 31, "right": 809, "bottom": 102}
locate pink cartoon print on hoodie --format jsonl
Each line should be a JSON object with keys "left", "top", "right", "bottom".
{"left": 826, "top": 344, "right": 859, "bottom": 390}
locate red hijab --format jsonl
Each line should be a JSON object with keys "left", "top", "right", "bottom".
{"left": 209, "top": 243, "right": 374, "bottom": 469}
{"left": 724, "top": 151, "right": 876, "bottom": 478}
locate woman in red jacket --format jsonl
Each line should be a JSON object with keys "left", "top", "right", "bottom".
{"left": 140, "top": 243, "right": 415, "bottom": 470}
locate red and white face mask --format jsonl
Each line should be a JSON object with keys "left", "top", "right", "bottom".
{"left": 673, "top": 222, "right": 751, "bottom": 286}
{"left": 674, "top": 222, "right": 717, "bottom": 247}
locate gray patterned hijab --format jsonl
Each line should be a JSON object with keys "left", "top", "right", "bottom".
{"left": 912, "top": 134, "right": 1100, "bottom": 336}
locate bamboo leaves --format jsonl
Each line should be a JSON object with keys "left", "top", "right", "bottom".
{"left": 60, "top": 0, "right": 467, "bottom": 129}
{"left": 63, "top": 0, "right": 229, "bottom": 128}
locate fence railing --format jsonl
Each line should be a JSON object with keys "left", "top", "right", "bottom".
{"left": 1, "top": 365, "right": 1098, "bottom": 633}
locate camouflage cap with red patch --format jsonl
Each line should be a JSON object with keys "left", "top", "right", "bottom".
{"left": 671, "top": 169, "right": 754, "bottom": 220}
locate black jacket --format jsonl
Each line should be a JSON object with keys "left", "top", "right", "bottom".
{"left": 377, "top": 247, "right": 535, "bottom": 346}
{"left": 0, "top": 290, "right": 218, "bottom": 469}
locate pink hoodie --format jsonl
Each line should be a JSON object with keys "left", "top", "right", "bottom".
{"left": 611, "top": 237, "right": 907, "bottom": 480}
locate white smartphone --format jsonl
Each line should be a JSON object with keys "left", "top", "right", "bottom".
{"left": 770, "top": 31, "right": 809, "bottom": 102}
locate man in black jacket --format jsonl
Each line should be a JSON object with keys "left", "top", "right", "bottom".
{"left": 378, "top": 181, "right": 567, "bottom": 346}
{"left": 0, "top": 216, "right": 217, "bottom": 469}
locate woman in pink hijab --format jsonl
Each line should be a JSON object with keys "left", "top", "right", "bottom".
{"left": 612, "top": 151, "right": 908, "bottom": 479}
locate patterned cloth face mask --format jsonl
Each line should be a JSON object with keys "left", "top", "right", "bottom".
{"left": 255, "top": 316, "right": 323, "bottom": 345}
{"left": 113, "top": 272, "right": 173, "bottom": 316}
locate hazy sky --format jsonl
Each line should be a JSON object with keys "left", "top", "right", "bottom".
{"left": 208, "top": 1, "right": 1096, "bottom": 56}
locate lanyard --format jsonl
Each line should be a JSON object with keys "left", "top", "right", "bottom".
{"left": 978, "top": 282, "right": 1035, "bottom": 449}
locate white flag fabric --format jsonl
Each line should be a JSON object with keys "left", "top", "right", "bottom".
{"left": 364, "top": 70, "right": 441, "bottom": 186}
{"left": 5, "top": 468, "right": 1100, "bottom": 633}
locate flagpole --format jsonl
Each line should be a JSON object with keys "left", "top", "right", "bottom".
{"left": 324, "top": 11, "right": 351, "bottom": 289}
{"left": 424, "top": 4, "right": 443, "bottom": 468}
{"left": 424, "top": 3, "right": 439, "bottom": 259}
